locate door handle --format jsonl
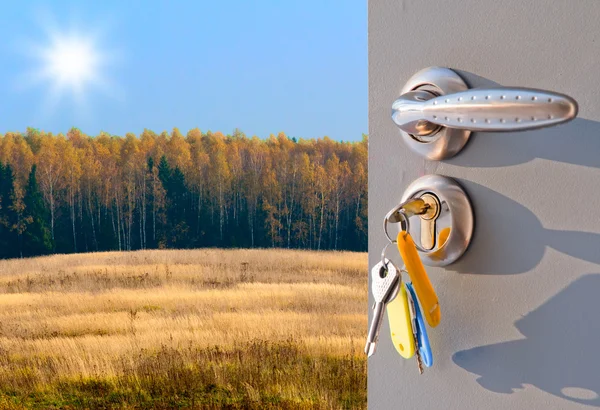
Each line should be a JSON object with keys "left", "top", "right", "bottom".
{"left": 392, "top": 88, "right": 577, "bottom": 134}
{"left": 391, "top": 67, "right": 579, "bottom": 160}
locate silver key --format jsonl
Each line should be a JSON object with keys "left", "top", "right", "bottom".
{"left": 364, "top": 259, "right": 401, "bottom": 357}
{"left": 406, "top": 283, "right": 424, "bottom": 374}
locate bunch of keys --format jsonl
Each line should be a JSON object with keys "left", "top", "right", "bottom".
{"left": 365, "top": 197, "right": 443, "bottom": 374}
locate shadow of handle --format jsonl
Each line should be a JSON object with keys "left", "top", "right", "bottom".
{"left": 545, "top": 229, "right": 600, "bottom": 265}
{"left": 453, "top": 274, "right": 600, "bottom": 407}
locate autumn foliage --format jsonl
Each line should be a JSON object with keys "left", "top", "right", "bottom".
{"left": 0, "top": 127, "right": 367, "bottom": 258}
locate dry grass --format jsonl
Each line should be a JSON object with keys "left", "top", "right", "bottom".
{"left": 0, "top": 249, "right": 367, "bottom": 409}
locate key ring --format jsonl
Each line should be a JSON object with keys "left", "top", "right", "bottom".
{"left": 383, "top": 199, "right": 413, "bottom": 243}
{"left": 383, "top": 199, "right": 428, "bottom": 252}
{"left": 380, "top": 241, "right": 411, "bottom": 275}
{"left": 380, "top": 241, "right": 396, "bottom": 268}
{"left": 383, "top": 208, "right": 409, "bottom": 243}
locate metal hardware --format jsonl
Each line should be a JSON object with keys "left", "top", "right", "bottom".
{"left": 384, "top": 198, "right": 430, "bottom": 246}
{"left": 392, "top": 67, "right": 579, "bottom": 160}
{"left": 380, "top": 241, "right": 396, "bottom": 269}
{"left": 365, "top": 259, "right": 401, "bottom": 357}
{"left": 419, "top": 193, "right": 440, "bottom": 251}
{"left": 383, "top": 195, "right": 440, "bottom": 252}
{"left": 386, "top": 175, "right": 473, "bottom": 267}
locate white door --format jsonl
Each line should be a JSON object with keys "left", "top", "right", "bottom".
{"left": 368, "top": 1, "right": 600, "bottom": 408}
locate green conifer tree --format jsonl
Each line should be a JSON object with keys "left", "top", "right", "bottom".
{"left": 23, "top": 165, "right": 53, "bottom": 256}
{"left": 157, "top": 156, "right": 190, "bottom": 247}
{"left": 0, "top": 164, "right": 19, "bottom": 258}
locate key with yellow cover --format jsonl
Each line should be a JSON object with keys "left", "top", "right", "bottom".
{"left": 386, "top": 282, "right": 415, "bottom": 358}
{"left": 396, "top": 230, "right": 441, "bottom": 327}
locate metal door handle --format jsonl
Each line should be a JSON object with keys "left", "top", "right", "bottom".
{"left": 392, "top": 67, "right": 579, "bottom": 160}
{"left": 392, "top": 88, "right": 577, "bottom": 134}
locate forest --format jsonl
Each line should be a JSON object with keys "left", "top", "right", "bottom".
{"left": 0, "top": 128, "right": 367, "bottom": 259}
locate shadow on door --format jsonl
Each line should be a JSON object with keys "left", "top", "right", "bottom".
{"left": 449, "top": 181, "right": 600, "bottom": 275}
{"left": 450, "top": 118, "right": 600, "bottom": 169}
{"left": 453, "top": 274, "right": 600, "bottom": 407}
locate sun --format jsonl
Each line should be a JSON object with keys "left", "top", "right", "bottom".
{"left": 42, "top": 35, "right": 100, "bottom": 95}
{"left": 17, "top": 12, "right": 121, "bottom": 115}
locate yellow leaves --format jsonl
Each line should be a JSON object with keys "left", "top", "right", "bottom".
{"left": 185, "top": 127, "right": 202, "bottom": 142}
{"left": 166, "top": 127, "right": 192, "bottom": 171}
{"left": 0, "top": 134, "right": 34, "bottom": 183}
{"left": 37, "top": 134, "right": 65, "bottom": 190}
{"left": 8, "top": 184, "right": 31, "bottom": 235}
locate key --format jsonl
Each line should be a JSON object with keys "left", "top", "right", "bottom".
{"left": 406, "top": 282, "right": 433, "bottom": 368}
{"left": 386, "top": 279, "right": 415, "bottom": 359}
{"left": 397, "top": 230, "right": 441, "bottom": 327}
{"left": 365, "top": 259, "right": 401, "bottom": 357}
{"left": 406, "top": 283, "right": 424, "bottom": 374}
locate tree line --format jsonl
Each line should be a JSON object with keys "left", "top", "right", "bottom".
{"left": 0, "top": 127, "right": 367, "bottom": 259}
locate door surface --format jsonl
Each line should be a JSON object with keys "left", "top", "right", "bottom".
{"left": 368, "top": 1, "right": 600, "bottom": 409}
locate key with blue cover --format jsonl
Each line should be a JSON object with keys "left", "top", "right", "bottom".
{"left": 406, "top": 282, "right": 433, "bottom": 369}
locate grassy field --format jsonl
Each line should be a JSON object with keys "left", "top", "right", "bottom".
{"left": 0, "top": 249, "right": 367, "bottom": 409}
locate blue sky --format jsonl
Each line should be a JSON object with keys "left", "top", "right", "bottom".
{"left": 0, "top": 1, "right": 366, "bottom": 141}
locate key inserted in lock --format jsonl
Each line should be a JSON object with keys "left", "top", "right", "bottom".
{"left": 384, "top": 193, "right": 441, "bottom": 252}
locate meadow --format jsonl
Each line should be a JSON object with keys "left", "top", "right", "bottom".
{"left": 0, "top": 249, "right": 367, "bottom": 409}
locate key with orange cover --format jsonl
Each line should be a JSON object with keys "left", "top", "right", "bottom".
{"left": 396, "top": 230, "right": 440, "bottom": 327}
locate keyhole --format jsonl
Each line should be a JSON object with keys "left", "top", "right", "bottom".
{"left": 419, "top": 193, "right": 441, "bottom": 251}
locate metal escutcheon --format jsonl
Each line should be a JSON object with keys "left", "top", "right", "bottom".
{"left": 397, "top": 175, "right": 473, "bottom": 267}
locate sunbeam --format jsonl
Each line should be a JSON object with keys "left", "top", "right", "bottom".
{"left": 16, "top": 11, "right": 121, "bottom": 117}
